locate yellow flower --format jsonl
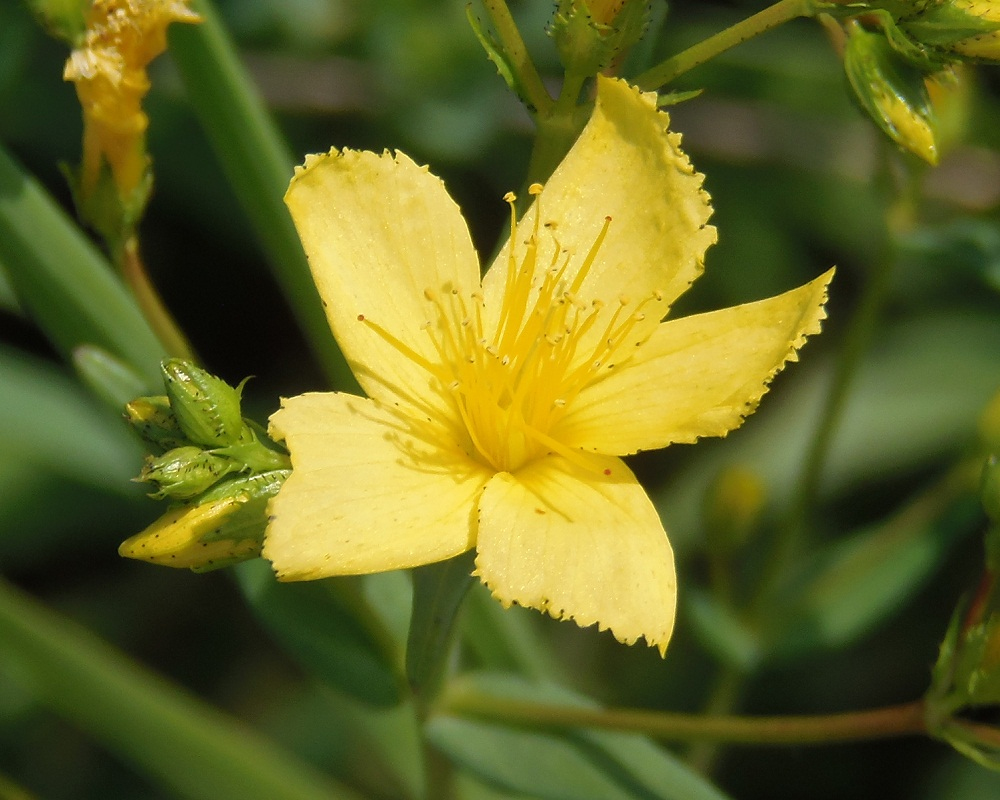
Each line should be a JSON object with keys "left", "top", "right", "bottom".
{"left": 265, "top": 77, "right": 832, "bottom": 654}
{"left": 63, "top": 0, "right": 199, "bottom": 200}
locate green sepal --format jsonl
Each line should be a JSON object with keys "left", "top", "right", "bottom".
{"left": 119, "top": 469, "right": 289, "bottom": 572}
{"left": 161, "top": 359, "right": 246, "bottom": 448}
{"left": 139, "top": 445, "right": 240, "bottom": 500}
{"left": 549, "top": 0, "right": 650, "bottom": 78}
{"left": 843, "top": 23, "right": 940, "bottom": 164}
{"left": 897, "top": 0, "right": 1000, "bottom": 48}
{"left": 466, "top": 5, "right": 542, "bottom": 115}
{"left": 23, "top": 0, "right": 89, "bottom": 44}
{"left": 187, "top": 470, "right": 290, "bottom": 572}
{"left": 61, "top": 159, "right": 153, "bottom": 253}
{"left": 657, "top": 88, "right": 704, "bottom": 107}
{"left": 211, "top": 422, "right": 291, "bottom": 474}
{"left": 124, "top": 395, "right": 189, "bottom": 454}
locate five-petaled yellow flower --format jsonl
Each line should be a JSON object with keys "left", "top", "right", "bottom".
{"left": 265, "top": 77, "right": 833, "bottom": 655}
{"left": 64, "top": 0, "right": 199, "bottom": 200}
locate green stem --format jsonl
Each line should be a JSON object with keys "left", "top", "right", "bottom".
{"left": 634, "top": 0, "right": 816, "bottom": 91}
{"left": 684, "top": 665, "right": 744, "bottom": 772}
{"left": 758, "top": 166, "right": 920, "bottom": 605}
{"left": 438, "top": 686, "right": 928, "bottom": 746}
{"left": 523, "top": 71, "right": 590, "bottom": 190}
{"left": 119, "top": 235, "right": 196, "bottom": 361}
{"left": 481, "top": 0, "right": 554, "bottom": 118}
{"left": 169, "top": 0, "right": 355, "bottom": 390}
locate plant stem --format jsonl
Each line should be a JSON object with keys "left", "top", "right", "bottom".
{"left": 757, "top": 163, "right": 921, "bottom": 605}
{"left": 634, "top": 0, "right": 815, "bottom": 91}
{"left": 685, "top": 665, "right": 744, "bottom": 771}
{"left": 482, "top": 0, "right": 553, "bottom": 118}
{"left": 438, "top": 686, "right": 928, "bottom": 745}
{"left": 119, "top": 235, "right": 196, "bottom": 361}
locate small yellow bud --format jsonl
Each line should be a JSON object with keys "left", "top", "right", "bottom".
{"left": 844, "top": 23, "right": 940, "bottom": 164}
{"left": 120, "top": 470, "right": 289, "bottom": 572}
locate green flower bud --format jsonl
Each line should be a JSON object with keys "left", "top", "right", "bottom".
{"left": 139, "top": 445, "right": 238, "bottom": 500}
{"left": 161, "top": 359, "right": 247, "bottom": 448}
{"left": 119, "top": 470, "right": 289, "bottom": 572}
{"left": 844, "top": 23, "right": 940, "bottom": 164}
{"left": 703, "top": 465, "right": 767, "bottom": 554}
{"left": 124, "top": 395, "right": 188, "bottom": 453}
{"left": 550, "top": 0, "right": 649, "bottom": 77}
{"left": 927, "top": 560, "right": 1000, "bottom": 768}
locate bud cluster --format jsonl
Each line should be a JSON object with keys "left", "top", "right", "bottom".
{"left": 119, "top": 359, "right": 290, "bottom": 572}
{"left": 832, "top": 0, "right": 1000, "bottom": 163}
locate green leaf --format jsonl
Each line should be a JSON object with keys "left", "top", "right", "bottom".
{"left": 683, "top": 587, "right": 763, "bottom": 671}
{"left": 235, "top": 559, "right": 404, "bottom": 706}
{"left": 167, "top": 0, "right": 354, "bottom": 391}
{"left": 461, "top": 582, "right": 565, "bottom": 681}
{"left": 768, "top": 473, "right": 980, "bottom": 661}
{"left": 0, "top": 345, "right": 142, "bottom": 494}
{"left": 407, "top": 550, "right": 476, "bottom": 702}
{"left": 0, "top": 143, "right": 165, "bottom": 390}
{"left": 71, "top": 345, "right": 149, "bottom": 410}
{"left": 429, "top": 673, "right": 731, "bottom": 800}
{"left": 0, "top": 576, "right": 361, "bottom": 800}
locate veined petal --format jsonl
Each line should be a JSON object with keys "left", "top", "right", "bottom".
{"left": 264, "top": 393, "right": 491, "bottom": 579}
{"left": 553, "top": 269, "right": 833, "bottom": 455}
{"left": 285, "top": 149, "right": 481, "bottom": 415}
{"left": 481, "top": 77, "right": 716, "bottom": 364}
{"left": 475, "top": 455, "right": 676, "bottom": 655}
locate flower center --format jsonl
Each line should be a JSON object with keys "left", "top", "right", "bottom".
{"left": 361, "top": 184, "right": 664, "bottom": 474}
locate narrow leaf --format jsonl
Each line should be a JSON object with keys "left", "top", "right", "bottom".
{"left": 0, "top": 576, "right": 361, "bottom": 800}
{"left": 236, "top": 559, "right": 403, "bottom": 706}
{"left": 769, "top": 466, "right": 980, "bottom": 661}
{"left": 0, "top": 345, "right": 141, "bottom": 494}
{"left": 0, "top": 143, "right": 164, "bottom": 390}
{"left": 430, "top": 673, "right": 731, "bottom": 800}
{"left": 167, "top": 0, "right": 353, "bottom": 390}
{"left": 407, "top": 550, "right": 476, "bottom": 702}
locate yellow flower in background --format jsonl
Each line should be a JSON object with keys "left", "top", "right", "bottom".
{"left": 265, "top": 77, "right": 832, "bottom": 654}
{"left": 64, "top": 0, "right": 199, "bottom": 200}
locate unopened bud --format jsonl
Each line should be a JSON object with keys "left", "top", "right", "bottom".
{"left": 139, "top": 446, "right": 238, "bottom": 500}
{"left": 124, "top": 395, "right": 187, "bottom": 453}
{"left": 703, "top": 465, "right": 766, "bottom": 554}
{"left": 119, "top": 470, "right": 289, "bottom": 572}
{"left": 161, "top": 359, "right": 247, "bottom": 448}
{"left": 550, "top": 0, "right": 649, "bottom": 76}
{"left": 844, "top": 23, "right": 940, "bottom": 164}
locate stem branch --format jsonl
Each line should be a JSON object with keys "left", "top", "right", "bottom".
{"left": 439, "top": 687, "right": 928, "bottom": 746}
{"left": 634, "top": 0, "right": 815, "bottom": 91}
{"left": 119, "top": 235, "right": 196, "bottom": 361}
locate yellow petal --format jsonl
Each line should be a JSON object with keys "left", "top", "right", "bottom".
{"left": 284, "top": 149, "right": 481, "bottom": 415}
{"left": 481, "top": 76, "right": 716, "bottom": 364}
{"left": 264, "top": 392, "right": 491, "bottom": 579}
{"left": 475, "top": 455, "right": 676, "bottom": 655}
{"left": 554, "top": 269, "right": 833, "bottom": 454}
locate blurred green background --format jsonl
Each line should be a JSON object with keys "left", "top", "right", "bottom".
{"left": 3, "top": 0, "right": 1000, "bottom": 797}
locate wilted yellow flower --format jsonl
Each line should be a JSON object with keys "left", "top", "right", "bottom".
{"left": 265, "top": 77, "right": 832, "bottom": 654}
{"left": 64, "top": 0, "right": 199, "bottom": 200}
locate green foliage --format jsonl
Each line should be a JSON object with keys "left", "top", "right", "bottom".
{"left": 4, "top": 0, "right": 1000, "bottom": 797}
